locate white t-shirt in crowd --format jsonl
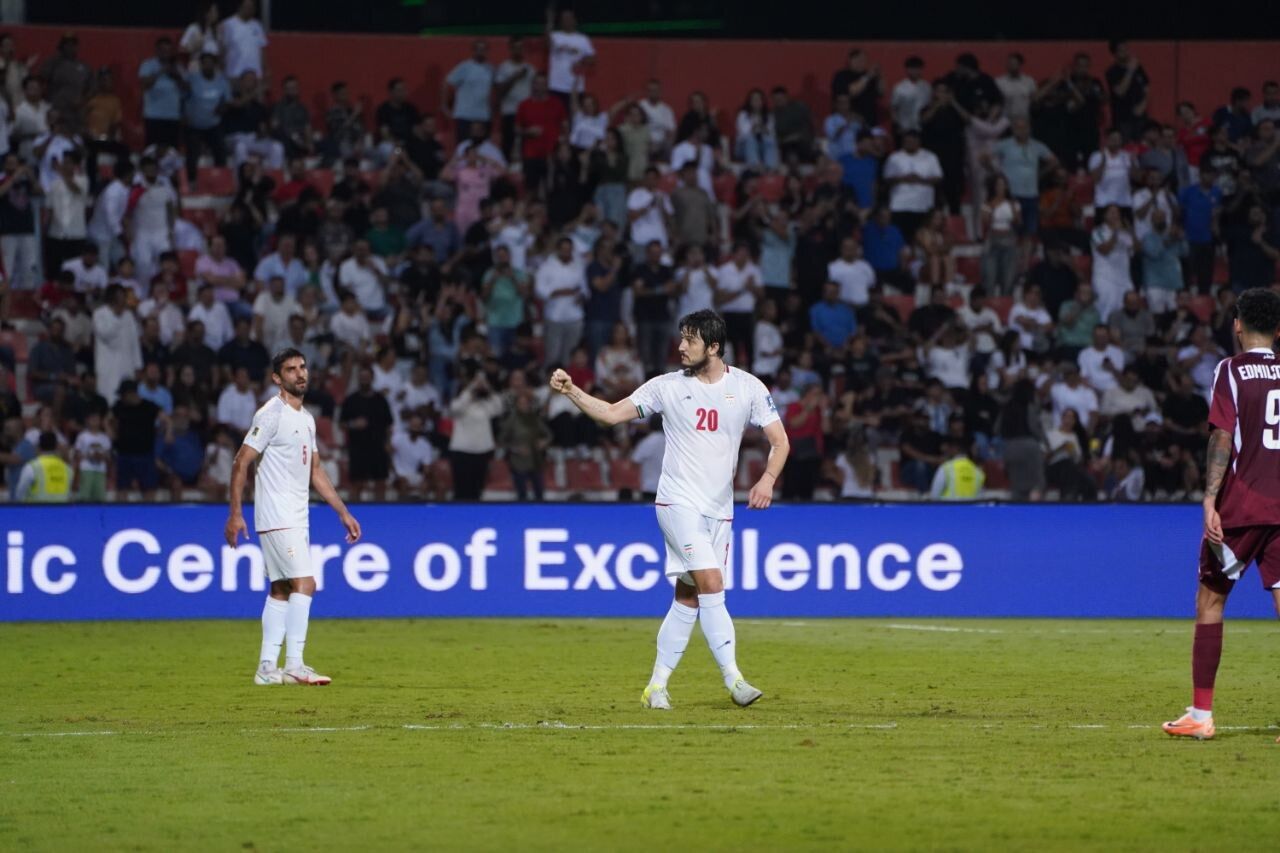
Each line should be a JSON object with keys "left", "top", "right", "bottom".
{"left": 957, "top": 304, "right": 1004, "bottom": 354}
{"left": 836, "top": 453, "right": 876, "bottom": 498}
{"left": 714, "top": 260, "right": 761, "bottom": 314}
{"left": 133, "top": 178, "right": 177, "bottom": 236}
{"left": 676, "top": 266, "right": 716, "bottom": 317}
{"left": 88, "top": 179, "right": 129, "bottom": 241}
{"left": 337, "top": 256, "right": 388, "bottom": 312}
{"left": 883, "top": 148, "right": 942, "bottom": 212}
{"left": 241, "top": 396, "right": 316, "bottom": 532}
{"left": 1088, "top": 148, "right": 1136, "bottom": 208}
{"left": 220, "top": 15, "right": 268, "bottom": 79}
{"left": 217, "top": 384, "right": 259, "bottom": 432}
{"left": 752, "top": 321, "right": 784, "bottom": 376}
{"left": 535, "top": 256, "right": 587, "bottom": 323}
{"left": 1131, "top": 187, "right": 1174, "bottom": 242}
{"left": 1007, "top": 302, "right": 1052, "bottom": 351}
{"left": 627, "top": 187, "right": 672, "bottom": 248}
{"left": 628, "top": 366, "right": 780, "bottom": 519}
{"left": 995, "top": 73, "right": 1037, "bottom": 120}
{"left": 495, "top": 61, "right": 535, "bottom": 115}
{"left": 331, "top": 309, "right": 372, "bottom": 352}
{"left": 1049, "top": 381, "right": 1099, "bottom": 425}
{"left": 253, "top": 292, "right": 300, "bottom": 352}
{"left": 1091, "top": 225, "right": 1135, "bottom": 291}
{"left": 62, "top": 257, "right": 108, "bottom": 293}
{"left": 669, "top": 140, "right": 715, "bottom": 196}
{"left": 926, "top": 345, "right": 970, "bottom": 389}
{"left": 827, "top": 257, "right": 875, "bottom": 306}
{"left": 630, "top": 430, "right": 666, "bottom": 493}
{"left": 569, "top": 111, "right": 608, "bottom": 149}
{"left": 1077, "top": 344, "right": 1126, "bottom": 393}
{"left": 639, "top": 99, "right": 676, "bottom": 148}
{"left": 391, "top": 429, "right": 435, "bottom": 482}
{"left": 189, "top": 300, "right": 234, "bottom": 350}
{"left": 547, "top": 30, "right": 595, "bottom": 94}
{"left": 74, "top": 429, "right": 111, "bottom": 473}
{"left": 890, "top": 78, "right": 932, "bottom": 131}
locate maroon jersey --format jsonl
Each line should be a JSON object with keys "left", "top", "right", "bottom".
{"left": 1208, "top": 348, "right": 1280, "bottom": 528}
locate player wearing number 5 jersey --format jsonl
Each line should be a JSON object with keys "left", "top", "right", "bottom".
{"left": 225, "top": 348, "right": 361, "bottom": 687}
{"left": 550, "top": 310, "right": 790, "bottom": 709}
{"left": 1164, "top": 288, "right": 1280, "bottom": 740}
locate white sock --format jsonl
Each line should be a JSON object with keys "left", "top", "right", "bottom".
{"left": 697, "top": 591, "right": 742, "bottom": 689}
{"left": 650, "top": 601, "right": 699, "bottom": 688}
{"left": 284, "top": 592, "right": 312, "bottom": 671}
{"left": 1190, "top": 707, "right": 1213, "bottom": 722}
{"left": 259, "top": 597, "right": 288, "bottom": 667}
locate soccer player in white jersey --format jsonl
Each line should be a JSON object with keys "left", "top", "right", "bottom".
{"left": 225, "top": 348, "right": 361, "bottom": 686}
{"left": 550, "top": 309, "right": 790, "bottom": 709}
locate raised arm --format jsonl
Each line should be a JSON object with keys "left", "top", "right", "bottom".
{"left": 549, "top": 368, "right": 638, "bottom": 426}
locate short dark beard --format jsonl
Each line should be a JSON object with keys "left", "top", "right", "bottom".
{"left": 280, "top": 380, "right": 307, "bottom": 398}
{"left": 682, "top": 355, "right": 711, "bottom": 378}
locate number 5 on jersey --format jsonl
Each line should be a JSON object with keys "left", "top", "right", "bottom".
{"left": 695, "top": 408, "right": 719, "bottom": 431}
{"left": 1266, "top": 390, "right": 1280, "bottom": 449}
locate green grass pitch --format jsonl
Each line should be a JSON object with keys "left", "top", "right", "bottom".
{"left": 5, "top": 617, "right": 1280, "bottom": 851}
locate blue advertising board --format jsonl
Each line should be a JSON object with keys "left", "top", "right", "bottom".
{"left": 0, "top": 503, "right": 1267, "bottom": 621}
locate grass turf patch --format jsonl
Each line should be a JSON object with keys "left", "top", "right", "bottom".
{"left": 3, "top": 618, "right": 1280, "bottom": 851}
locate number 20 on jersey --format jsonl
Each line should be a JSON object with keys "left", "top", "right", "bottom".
{"left": 695, "top": 408, "right": 719, "bottom": 431}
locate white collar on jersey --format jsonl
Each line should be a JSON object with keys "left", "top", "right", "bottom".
{"left": 1246, "top": 347, "right": 1276, "bottom": 356}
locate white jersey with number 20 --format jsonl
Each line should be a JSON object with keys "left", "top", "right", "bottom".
{"left": 629, "top": 366, "right": 780, "bottom": 520}
{"left": 242, "top": 395, "right": 317, "bottom": 533}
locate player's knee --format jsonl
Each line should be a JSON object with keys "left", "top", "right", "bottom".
{"left": 290, "top": 576, "right": 317, "bottom": 596}
{"left": 691, "top": 568, "right": 724, "bottom": 595}
{"left": 674, "top": 580, "right": 699, "bottom": 607}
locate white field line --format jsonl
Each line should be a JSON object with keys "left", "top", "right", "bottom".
{"left": 6, "top": 721, "right": 1280, "bottom": 737}
{"left": 884, "top": 624, "right": 1005, "bottom": 634}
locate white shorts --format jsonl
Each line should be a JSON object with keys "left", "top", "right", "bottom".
{"left": 259, "top": 528, "right": 313, "bottom": 582}
{"left": 656, "top": 504, "right": 732, "bottom": 586}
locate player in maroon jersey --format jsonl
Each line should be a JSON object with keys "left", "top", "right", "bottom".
{"left": 1164, "top": 288, "right": 1280, "bottom": 740}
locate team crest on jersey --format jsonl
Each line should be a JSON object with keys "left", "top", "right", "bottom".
{"left": 682, "top": 543, "right": 695, "bottom": 557}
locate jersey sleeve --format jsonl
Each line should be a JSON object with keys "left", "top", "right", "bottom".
{"left": 629, "top": 376, "right": 666, "bottom": 419}
{"left": 243, "top": 402, "right": 280, "bottom": 453}
{"left": 748, "top": 377, "right": 782, "bottom": 429}
{"left": 1208, "top": 359, "right": 1237, "bottom": 434}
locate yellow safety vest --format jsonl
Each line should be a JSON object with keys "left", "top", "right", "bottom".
{"left": 25, "top": 454, "right": 72, "bottom": 503}
{"left": 939, "top": 457, "right": 984, "bottom": 500}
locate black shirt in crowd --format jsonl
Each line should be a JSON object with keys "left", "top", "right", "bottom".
{"left": 632, "top": 263, "right": 674, "bottom": 322}
{"left": 218, "top": 337, "right": 270, "bottom": 383}
{"left": 112, "top": 398, "right": 161, "bottom": 455}
{"left": 376, "top": 100, "right": 421, "bottom": 144}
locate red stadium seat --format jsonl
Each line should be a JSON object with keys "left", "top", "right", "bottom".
{"left": 754, "top": 174, "right": 785, "bottom": 202}
{"left": 610, "top": 459, "right": 641, "bottom": 491}
{"left": 486, "top": 459, "right": 514, "bottom": 491}
{"left": 196, "top": 166, "right": 236, "bottom": 196}
{"left": 955, "top": 256, "right": 981, "bottom": 284}
{"left": 177, "top": 250, "right": 199, "bottom": 280}
{"left": 306, "top": 168, "right": 335, "bottom": 198}
{"left": 946, "top": 215, "right": 970, "bottom": 243}
{"left": 982, "top": 460, "right": 1010, "bottom": 490}
{"left": 1187, "top": 295, "right": 1214, "bottom": 323}
{"left": 565, "top": 460, "right": 604, "bottom": 492}
{"left": 713, "top": 172, "right": 737, "bottom": 204}
{"left": 882, "top": 294, "right": 915, "bottom": 323}
{"left": 181, "top": 207, "right": 222, "bottom": 234}
{"left": 988, "top": 296, "right": 1013, "bottom": 323}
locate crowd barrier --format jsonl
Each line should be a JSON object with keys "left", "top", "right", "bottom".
{"left": 1, "top": 503, "right": 1268, "bottom": 621}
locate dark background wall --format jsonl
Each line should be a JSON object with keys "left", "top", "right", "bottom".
{"left": 20, "top": 0, "right": 1280, "bottom": 39}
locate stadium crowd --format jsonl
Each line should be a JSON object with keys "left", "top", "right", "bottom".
{"left": 2, "top": 3, "right": 1279, "bottom": 503}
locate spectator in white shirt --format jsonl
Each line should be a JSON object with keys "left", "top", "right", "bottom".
{"left": 827, "top": 236, "right": 876, "bottom": 306}
{"left": 1090, "top": 204, "right": 1136, "bottom": 321}
{"left": 44, "top": 149, "right": 89, "bottom": 273}
{"left": 1077, "top": 325, "right": 1126, "bottom": 393}
{"left": 1007, "top": 283, "right": 1054, "bottom": 352}
{"left": 331, "top": 291, "right": 373, "bottom": 357}
{"left": 956, "top": 287, "right": 1004, "bottom": 361}
{"left": 129, "top": 155, "right": 177, "bottom": 287}
{"left": 1101, "top": 367, "right": 1159, "bottom": 427}
{"left": 735, "top": 89, "right": 779, "bottom": 170}
{"left": 752, "top": 298, "right": 784, "bottom": 378}
{"left": 994, "top": 52, "right": 1037, "bottom": 121}
{"left": 670, "top": 123, "right": 716, "bottom": 197}
{"left": 219, "top": 0, "right": 268, "bottom": 80}
{"left": 189, "top": 284, "right": 235, "bottom": 349}
{"left": 11, "top": 77, "right": 50, "bottom": 160}
{"left": 252, "top": 275, "right": 300, "bottom": 351}
{"left": 495, "top": 35, "right": 536, "bottom": 162}
{"left": 626, "top": 167, "right": 673, "bottom": 253}
{"left": 923, "top": 322, "right": 972, "bottom": 391}
{"left": 337, "top": 238, "right": 391, "bottom": 316}
{"left": 882, "top": 129, "right": 942, "bottom": 240}
{"left": 1109, "top": 453, "right": 1145, "bottom": 502}
{"left": 535, "top": 236, "right": 588, "bottom": 367}
{"left": 638, "top": 79, "right": 676, "bottom": 159}
{"left": 137, "top": 280, "right": 186, "bottom": 346}
{"left": 1131, "top": 168, "right": 1177, "bottom": 242}
{"left": 61, "top": 244, "right": 108, "bottom": 294}
{"left": 1088, "top": 129, "right": 1139, "bottom": 210}
{"left": 890, "top": 56, "right": 931, "bottom": 134}
{"left": 215, "top": 366, "right": 257, "bottom": 431}
{"left": 545, "top": 7, "right": 595, "bottom": 104}
{"left": 1049, "top": 364, "right": 1100, "bottom": 431}
{"left": 391, "top": 413, "right": 437, "bottom": 499}
{"left": 87, "top": 159, "right": 133, "bottom": 267}
{"left": 714, "top": 242, "right": 764, "bottom": 364}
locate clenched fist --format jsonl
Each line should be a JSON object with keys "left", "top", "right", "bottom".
{"left": 549, "top": 368, "right": 574, "bottom": 395}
